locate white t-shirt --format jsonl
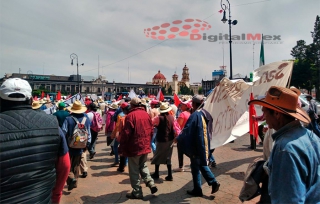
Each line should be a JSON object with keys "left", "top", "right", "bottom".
{"left": 87, "top": 112, "right": 94, "bottom": 123}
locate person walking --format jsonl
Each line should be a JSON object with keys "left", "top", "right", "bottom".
{"left": 62, "top": 100, "right": 91, "bottom": 191}
{"left": 0, "top": 78, "right": 68, "bottom": 203}
{"left": 105, "top": 103, "right": 117, "bottom": 155}
{"left": 174, "top": 100, "right": 191, "bottom": 172}
{"left": 151, "top": 102, "right": 175, "bottom": 181}
{"left": 305, "top": 95, "right": 320, "bottom": 137}
{"left": 149, "top": 100, "right": 160, "bottom": 155}
{"left": 176, "top": 95, "right": 220, "bottom": 197}
{"left": 118, "top": 97, "right": 158, "bottom": 199}
{"left": 249, "top": 86, "right": 320, "bottom": 203}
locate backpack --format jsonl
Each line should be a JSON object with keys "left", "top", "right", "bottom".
{"left": 106, "top": 111, "right": 116, "bottom": 132}
{"left": 91, "top": 111, "right": 103, "bottom": 132}
{"left": 68, "top": 116, "right": 89, "bottom": 149}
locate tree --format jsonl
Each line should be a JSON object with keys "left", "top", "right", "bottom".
{"left": 161, "top": 87, "right": 167, "bottom": 95}
{"left": 290, "top": 16, "right": 320, "bottom": 99}
{"left": 198, "top": 87, "right": 203, "bottom": 94}
{"left": 179, "top": 85, "right": 191, "bottom": 95}
{"left": 167, "top": 85, "right": 173, "bottom": 95}
{"left": 311, "top": 15, "right": 320, "bottom": 100}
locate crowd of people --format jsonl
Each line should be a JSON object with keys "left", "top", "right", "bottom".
{"left": 0, "top": 78, "right": 319, "bottom": 203}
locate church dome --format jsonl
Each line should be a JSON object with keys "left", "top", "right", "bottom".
{"left": 153, "top": 70, "right": 166, "bottom": 80}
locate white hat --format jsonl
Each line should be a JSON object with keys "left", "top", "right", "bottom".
{"left": 0, "top": 78, "right": 32, "bottom": 101}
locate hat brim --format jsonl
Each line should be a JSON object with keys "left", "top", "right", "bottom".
{"left": 249, "top": 99, "right": 310, "bottom": 124}
{"left": 67, "top": 106, "right": 87, "bottom": 114}
{"left": 32, "top": 104, "right": 42, "bottom": 110}
{"left": 159, "top": 106, "right": 172, "bottom": 113}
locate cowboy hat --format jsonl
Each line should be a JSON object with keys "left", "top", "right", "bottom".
{"left": 67, "top": 100, "right": 87, "bottom": 114}
{"left": 108, "top": 103, "right": 118, "bottom": 110}
{"left": 140, "top": 98, "right": 148, "bottom": 106}
{"left": 248, "top": 86, "right": 310, "bottom": 124}
{"left": 32, "top": 100, "right": 42, "bottom": 110}
{"left": 159, "top": 102, "right": 172, "bottom": 113}
{"left": 290, "top": 86, "right": 301, "bottom": 96}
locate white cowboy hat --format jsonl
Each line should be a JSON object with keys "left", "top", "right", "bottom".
{"left": 159, "top": 102, "right": 172, "bottom": 113}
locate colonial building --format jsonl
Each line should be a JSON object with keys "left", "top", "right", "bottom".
{"left": 148, "top": 64, "right": 191, "bottom": 94}
{"left": 0, "top": 73, "right": 161, "bottom": 96}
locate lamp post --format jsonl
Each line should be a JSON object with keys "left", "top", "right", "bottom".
{"left": 70, "top": 53, "right": 84, "bottom": 93}
{"left": 220, "top": 0, "right": 237, "bottom": 80}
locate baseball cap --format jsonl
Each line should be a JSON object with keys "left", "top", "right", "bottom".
{"left": 58, "top": 102, "right": 66, "bottom": 108}
{"left": 120, "top": 102, "right": 129, "bottom": 109}
{"left": 0, "top": 78, "right": 32, "bottom": 101}
{"left": 192, "top": 95, "right": 204, "bottom": 104}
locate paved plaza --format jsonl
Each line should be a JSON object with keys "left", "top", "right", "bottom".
{"left": 61, "top": 131, "right": 262, "bottom": 204}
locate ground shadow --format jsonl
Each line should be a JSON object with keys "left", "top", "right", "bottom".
{"left": 92, "top": 170, "right": 129, "bottom": 177}
{"left": 224, "top": 171, "right": 246, "bottom": 181}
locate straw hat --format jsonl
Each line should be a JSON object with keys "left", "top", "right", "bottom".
{"left": 159, "top": 102, "right": 172, "bottom": 113}
{"left": 141, "top": 98, "right": 147, "bottom": 106}
{"left": 109, "top": 103, "right": 118, "bottom": 110}
{"left": 67, "top": 100, "right": 87, "bottom": 114}
{"left": 32, "top": 100, "right": 42, "bottom": 110}
{"left": 248, "top": 86, "right": 310, "bottom": 124}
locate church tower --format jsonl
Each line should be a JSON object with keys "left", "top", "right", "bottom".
{"left": 172, "top": 71, "right": 178, "bottom": 94}
{"left": 181, "top": 63, "right": 190, "bottom": 87}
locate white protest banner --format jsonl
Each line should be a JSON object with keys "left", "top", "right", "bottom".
{"left": 64, "top": 93, "right": 85, "bottom": 106}
{"left": 203, "top": 61, "right": 293, "bottom": 148}
{"left": 128, "top": 89, "right": 137, "bottom": 99}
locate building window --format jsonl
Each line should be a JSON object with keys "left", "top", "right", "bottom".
{"left": 86, "top": 87, "right": 90, "bottom": 92}
{"left": 98, "top": 88, "right": 101, "bottom": 93}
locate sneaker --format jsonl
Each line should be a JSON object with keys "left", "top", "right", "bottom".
{"left": 117, "top": 167, "right": 125, "bottom": 173}
{"left": 165, "top": 176, "right": 173, "bottom": 181}
{"left": 126, "top": 192, "right": 143, "bottom": 199}
{"left": 111, "top": 162, "right": 119, "bottom": 167}
{"left": 211, "top": 162, "right": 217, "bottom": 168}
{"left": 68, "top": 178, "right": 77, "bottom": 191}
{"left": 173, "top": 167, "right": 184, "bottom": 172}
{"left": 151, "top": 173, "right": 159, "bottom": 179}
{"left": 211, "top": 181, "right": 220, "bottom": 194}
{"left": 89, "top": 152, "right": 96, "bottom": 159}
{"left": 187, "top": 190, "right": 203, "bottom": 197}
{"left": 149, "top": 184, "right": 158, "bottom": 194}
{"left": 82, "top": 172, "right": 87, "bottom": 178}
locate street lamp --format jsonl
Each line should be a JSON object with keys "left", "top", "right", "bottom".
{"left": 70, "top": 53, "right": 84, "bottom": 93}
{"left": 220, "top": 0, "right": 237, "bottom": 79}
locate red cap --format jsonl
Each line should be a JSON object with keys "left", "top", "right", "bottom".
{"left": 120, "top": 102, "right": 129, "bottom": 109}
{"left": 181, "top": 101, "right": 192, "bottom": 109}
{"left": 151, "top": 100, "right": 159, "bottom": 105}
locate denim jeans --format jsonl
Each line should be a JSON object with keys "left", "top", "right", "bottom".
{"left": 190, "top": 157, "right": 217, "bottom": 193}
{"left": 151, "top": 128, "right": 157, "bottom": 153}
{"left": 208, "top": 149, "right": 215, "bottom": 163}
{"left": 88, "top": 130, "right": 98, "bottom": 155}
{"left": 113, "top": 139, "right": 119, "bottom": 163}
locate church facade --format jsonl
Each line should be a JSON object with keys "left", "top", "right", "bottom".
{"left": 149, "top": 64, "right": 190, "bottom": 94}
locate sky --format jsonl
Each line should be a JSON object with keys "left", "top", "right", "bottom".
{"left": 1, "top": 0, "right": 319, "bottom": 84}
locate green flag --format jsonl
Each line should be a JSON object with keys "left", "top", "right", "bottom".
{"left": 259, "top": 34, "right": 265, "bottom": 67}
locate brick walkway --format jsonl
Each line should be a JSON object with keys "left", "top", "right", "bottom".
{"left": 61, "top": 132, "right": 262, "bottom": 204}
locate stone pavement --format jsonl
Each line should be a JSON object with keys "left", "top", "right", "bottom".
{"left": 61, "top": 132, "right": 263, "bottom": 204}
